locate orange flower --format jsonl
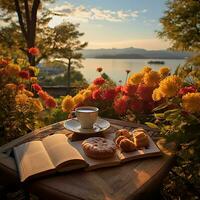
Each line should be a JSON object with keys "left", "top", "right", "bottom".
{"left": 45, "top": 97, "right": 57, "bottom": 108}
{"left": 28, "top": 47, "right": 40, "bottom": 56}
{"left": 38, "top": 90, "right": 49, "bottom": 101}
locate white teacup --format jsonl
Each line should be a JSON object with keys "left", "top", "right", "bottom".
{"left": 75, "top": 106, "right": 99, "bottom": 129}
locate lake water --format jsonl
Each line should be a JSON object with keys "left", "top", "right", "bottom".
{"left": 78, "top": 58, "right": 185, "bottom": 84}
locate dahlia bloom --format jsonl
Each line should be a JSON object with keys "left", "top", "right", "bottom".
{"left": 178, "top": 86, "right": 197, "bottom": 96}
{"left": 28, "top": 47, "right": 40, "bottom": 56}
{"left": 32, "top": 83, "right": 42, "bottom": 92}
{"left": 61, "top": 95, "right": 75, "bottom": 112}
{"left": 73, "top": 94, "right": 84, "bottom": 105}
{"left": 19, "top": 70, "right": 30, "bottom": 79}
{"left": 92, "top": 89, "right": 102, "bottom": 100}
{"left": 128, "top": 73, "right": 143, "bottom": 85}
{"left": 93, "top": 77, "right": 105, "bottom": 85}
{"left": 45, "top": 97, "right": 57, "bottom": 108}
{"left": 130, "top": 100, "right": 143, "bottom": 112}
{"left": 152, "top": 88, "right": 164, "bottom": 101}
{"left": 114, "top": 97, "right": 127, "bottom": 114}
{"left": 102, "top": 88, "right": 116, "bottom": 100}
{"left": 182, "top": 92, "right": 200, "bottom": 113}
{"left": 142, "top": 66, "right": 152, "bottom": 73}
{"left": 122, "top": 84, "right": 138, "bottom": 96}
{"left": 38, "top": 90, "right": 49, "bottom": 101}
{"left": 159, "top": 67, "right": 170, "bottom": 76}
{"left": 159, "top": 75, "right": 182, "bottom": 98}
{"left": 143, "top": 71, "right": 160, "bottom": 87}
{"left": 137, "top": 84, "right": 154, "bottom": 101}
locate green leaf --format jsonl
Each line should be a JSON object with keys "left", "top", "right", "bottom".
{"left": 145, "top": 122, "right": 159, "bottom": 129}
{"left": 152, "top": 103, "right": 169, "bottom": 112}
{"left": 154, "top": 113, "right": 164, "bottom": 119}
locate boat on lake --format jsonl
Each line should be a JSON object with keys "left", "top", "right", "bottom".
{"left": 147, "top": 60, "right": 165, "bottom": 65}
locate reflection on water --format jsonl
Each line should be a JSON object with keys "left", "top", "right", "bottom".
{"left": 78, "top": 58, "right": 185, "bottom": 84}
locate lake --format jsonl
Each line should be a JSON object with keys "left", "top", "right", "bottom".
{"left": 78, "top": 58, "right": 185, "bottom": 84}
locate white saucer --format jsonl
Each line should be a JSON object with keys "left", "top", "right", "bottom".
{"left": 64, "top": 118, "right": 110, "bottom": 134}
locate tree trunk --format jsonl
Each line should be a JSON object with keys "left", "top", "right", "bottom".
{"left": 67, "top": 58, "right": 71, "bottom": 88}
{"left": 14, "top": 0, "right": 40, "bottom": 66}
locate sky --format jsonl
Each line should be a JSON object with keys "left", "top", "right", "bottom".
{"left": 47, "top": 0, "right": 170, "bottom": 50}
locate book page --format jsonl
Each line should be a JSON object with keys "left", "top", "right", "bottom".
{"left": 42, "top": 134, "right": 87, "bottom": 170}
{"left": 14, "top": 141, "right": 55, "bottom": 182}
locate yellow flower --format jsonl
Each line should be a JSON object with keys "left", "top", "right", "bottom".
{"left": 159, "top": 75, "right": 182, "bottom": 97}
{"left": 6, "top": 64, "right": 20, "bottom": 75}
{"left": 30, "top": 77, "right": 37, "bottom": 83}
{"left": 73, "top": 94, "right": 84, "bottom": 105}
{"left": 83, "top": 89, "right": 92, "bottom": 99}
{"left": 152, "top": 88, "right": 164, "bottom": 101}
{"left": 143, "top": 71, "right": 160, "bottom": 87}
{"left": 182, "top": 92, "right": 200, "bottom": 113}
{"left": 159, "top": 67, "right": 170, "bottom": 76}
{"left": 88, "top": 84, "right": 97, "bottom": 90}
{"left": 15, "top": 94, "right": 29, "bottom": 105}
{"left": 61, "top": 95, "right": 75, "bottom": 112}
{"left": 128, "top": 73, "right": 144, "bottom": 85}
{"left": 31, "top": 99, "right": 44, "bottom": 112}
{"left": 141, "top": 66, "right": 152, "bottom": 73}
{"left": 5, "top": 83, "right": 17, "bottom": 90}
{"left": 23, "top": 90, "right": 34, "bottom": 97}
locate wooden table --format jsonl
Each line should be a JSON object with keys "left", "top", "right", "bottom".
{"left": 0, "top": 119, "right": 174, "bottom": 200}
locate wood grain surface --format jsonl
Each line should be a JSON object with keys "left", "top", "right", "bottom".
{"left": 0, "top": 119, "right": 174, "bottom": 200}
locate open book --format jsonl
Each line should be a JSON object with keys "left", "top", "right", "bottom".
{"left": 14, "top": 133, "right": 161, "bottom": 182}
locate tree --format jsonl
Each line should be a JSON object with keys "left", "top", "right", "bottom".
{"left": 158, "top": 0, "right": 200, "bottom": 51}
{"left": 0, "top": 0, "right": 52, "bottom": 65}
{"left": 53, "top": 23, "right": 88, "bottom": 87}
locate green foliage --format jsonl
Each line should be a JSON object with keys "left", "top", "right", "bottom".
{"left": 39, "top": 67, "right": 88, "bottom": 87}
{"left": 158, "top": 0, "right": 200, "bottom": 51}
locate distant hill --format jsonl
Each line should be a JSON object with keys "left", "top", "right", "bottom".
{"left": 82, "top": 47, "right": 193, "bottom": 59}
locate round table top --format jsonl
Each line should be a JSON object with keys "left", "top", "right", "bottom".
{"left": 0, "top": 118, "right": 174, "bottom": 200}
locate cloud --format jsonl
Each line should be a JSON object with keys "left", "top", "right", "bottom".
{"left": 50, "top": 2, "right": 140, "bottom": 23}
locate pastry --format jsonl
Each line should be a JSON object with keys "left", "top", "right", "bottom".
{"left": 82, "top": 137, "right": 116, "bottom": 159}
{"left": 115, "top": 129, "right": 132, "bottom": 138}
{"left": 119, "top": 138, "right": 136, "bottom": 152}
{"left": 133, "top": 128, "right": 149, "bottom": 148}
{"left": 115, "top": 135, "right": 127, "bottom": 146}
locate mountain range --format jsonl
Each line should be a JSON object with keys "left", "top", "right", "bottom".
{"left": 82, "top": 47, "right": 193, "bottom": 59}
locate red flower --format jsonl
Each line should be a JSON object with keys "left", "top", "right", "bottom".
{"left": 96, "top": 67, "right": 103, "bottom": 73}
{"left": 122, "top": 84, "right": 138, "bottom": 96}
{"left": 93, "top": 77, "right": 105, "bottom": 85}
{"left": 19, "top": 70, "right": 30, "bottom": 79}
{"left": 38, "top": 90, "right": 49, "bottom": 101}
{"left": 130, "top": 100, "right": 143, "bottom": 112}
{"left": 114, "top": 97, "right": 127, "bottom": 114}
{"left": 28, "top": 47, "right": 40, "bottom": 56}
{"left": 92, "top": 89, "right": 102, "bottom": 100}
{"left": 115, "top": 85, "right": 123, "bottom": 93}
{"left": 32, "top": 83, "right": 42, "bottom": 92}
{"left": 102, "top": 89, "right": 116, "bottom": 100}
{"left": 45, "top": 97, "right": 57, "bottom": 108}
{"left": 178, "top": 86, "right": 197, "bottom": 96}
{"left": 137, "top": 84, "right": 154, "bottom": 101}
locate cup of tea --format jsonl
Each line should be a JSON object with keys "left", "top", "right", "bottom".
{"left": 75, "top": 106, "right": 99, "bottom": 129}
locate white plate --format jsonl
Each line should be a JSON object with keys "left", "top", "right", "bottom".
{"left": 64, "top": 118, "right": 110, "bottom": 134}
